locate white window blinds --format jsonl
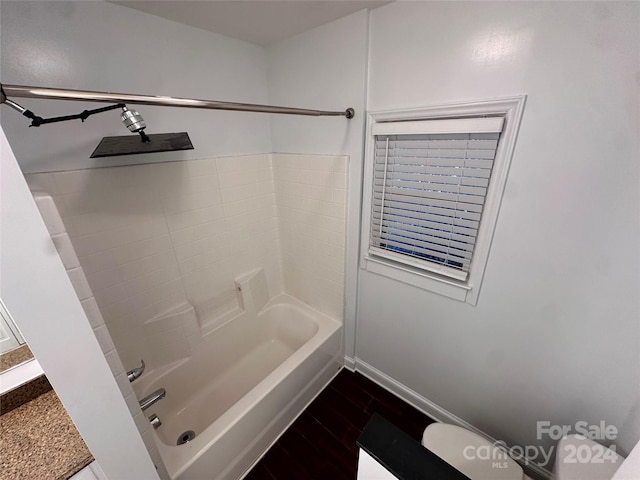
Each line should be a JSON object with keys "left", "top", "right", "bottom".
{"left": 369, "top": 117, "right": 504, "bottom": 281}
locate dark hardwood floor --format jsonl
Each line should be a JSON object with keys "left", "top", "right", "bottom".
{"left": 244, "top": 368, "right": 436, "bottom": 479}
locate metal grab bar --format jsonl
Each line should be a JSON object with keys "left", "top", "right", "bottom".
{"left": 0, "top": 83, "right": 355, "bottom": 119}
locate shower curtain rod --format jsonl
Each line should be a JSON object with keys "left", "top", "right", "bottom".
{"left": 0, "top": 84, "right": 355, "bottom": 119}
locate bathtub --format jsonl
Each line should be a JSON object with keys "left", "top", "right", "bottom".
{"left": 133, "top": 293, "right": 342, "bottom": 479}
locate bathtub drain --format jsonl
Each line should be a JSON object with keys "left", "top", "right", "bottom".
{"left": 177, "top": 430, "right": 196, "bottom": 445}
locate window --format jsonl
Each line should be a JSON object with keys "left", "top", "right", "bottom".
{"left": 361, "top": 97, "right": 526, "bottom": 304}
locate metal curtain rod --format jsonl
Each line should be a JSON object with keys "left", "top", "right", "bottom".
{"left": 0, "top": 84, "right": 355, "bottom": 119}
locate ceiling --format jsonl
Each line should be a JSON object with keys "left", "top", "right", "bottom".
{"left": 111, "top": 1, "right": 391, "bottom": 46}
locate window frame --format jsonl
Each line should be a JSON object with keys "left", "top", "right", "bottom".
{"left": 360, "top": 96, "right": 526, "bottom": 305}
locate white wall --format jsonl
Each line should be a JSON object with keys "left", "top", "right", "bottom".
{"left": 267, "top": 9, "right": 370, "bottom": 360}
{"left": 0, "top": 1, "right": 272, "bottom": 173}
{"left": 0, "top": 128, "right": 159, "bottom": 479}
{"left": 358, "top": 0, "right": 640, "bottom": 465}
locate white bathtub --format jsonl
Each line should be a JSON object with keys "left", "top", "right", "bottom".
{"left": 133, "top": 293, "right": 342, "bottom": 479}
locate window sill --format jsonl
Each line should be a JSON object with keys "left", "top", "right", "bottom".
{"left": 362, "top": 255, "right": 472, "bottom": 303}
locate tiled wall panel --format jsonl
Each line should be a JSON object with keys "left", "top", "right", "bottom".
{"left": 26, "top": 155, "right": 282, "bottom": 372}
{"left": 26, "top": 153, "right": 347, "bottom": 371}
{"left": 273, "top": 154, "right": 348, "bottom": 320}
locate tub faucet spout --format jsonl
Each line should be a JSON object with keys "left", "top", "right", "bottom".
{"left": 139, "top": 388, "right": 166, "bottom": 411}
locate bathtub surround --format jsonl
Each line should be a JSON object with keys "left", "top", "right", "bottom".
{"left": 26, "top": 180, "right": 344, "bottom": 479}
{"left": 25, "top": 153, "right": 348, "bottom": 374}
{"left": 273, "top": 154, "right": 348, "bottom": 320}
{"left": 143, "top": 303, "right": 201, "bottom": 369}
{"left": 25, "top": 153, "right": 346, "bottom": 479}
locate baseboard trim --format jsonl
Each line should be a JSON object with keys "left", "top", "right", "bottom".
{"left": 353, "top": 357, "right": 552, "bottom": 480}
{"left": 344, "top": 355, "right": 356, "bottom": 371}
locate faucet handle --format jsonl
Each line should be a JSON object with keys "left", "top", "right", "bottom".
{"left": 127, "top": 359, "right": 145, "bottom": 382}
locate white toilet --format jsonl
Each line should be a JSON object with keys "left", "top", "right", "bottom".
{"left": 422, "top": 424, "right": 625, "bottom": 480}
